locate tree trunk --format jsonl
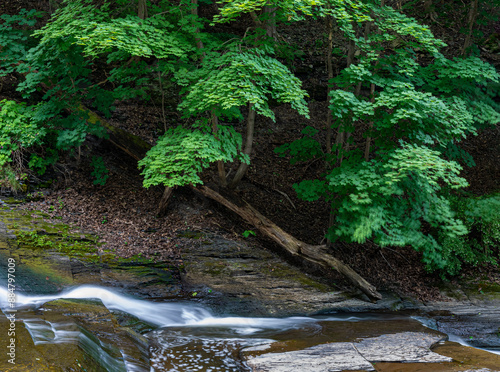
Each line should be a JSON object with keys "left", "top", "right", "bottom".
{"left": 158, "top": 69, "right": 167, "bottom": 132}
{"left": 229, "top": 102, "right": 256, "bottom": 188}
{"left": 346, "top": 37, "right": 356, "bottom": 67}
{"left": 363, "top": 1, "right": 386, "bottom": 163}
{"left": 335, "top": 23, "right": 359, "bottom": 167}
{"left": 211, "top": 111, "right": 227, "bottom": 187}
{"left": 157, "top": 185, "right": 174, "bottom": 216}
{"left": 250, "top": 11, "right": 264, "bottom": 29}
{"left": 192, "top": 185, "right": 382, "bottom": 301}
{"left": 191, "top": 0, "right": 204, "bottom": 51}
{"left": 364, "top": 81, "right": 376, "bottom": 161}
{"left": 138, "top": 0, "right": 148, "bottom": 20}
{"left": 325, "top": 15, "right": 334, "bottom": 156}
{"left": 263, "top": 4, "right": 277, "bottom": 39}
{"left": 129, "top": 0, "right": 148, "bottom": 63}
{"left": 462, "top": 0, "right": 479, "bottom": 55}
{"left": 325, "top": 14, "right": 336, "bottom": 247}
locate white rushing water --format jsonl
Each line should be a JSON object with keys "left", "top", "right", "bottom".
{"left": 0, "top": 285, "right": 319, "bottom": 331}
{"left": 0, "top": 285, "right": 320, "bottom": 372}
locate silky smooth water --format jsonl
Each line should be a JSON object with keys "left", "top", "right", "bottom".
{"left": 1, "top": 285, "right": 499, "bottom": 371}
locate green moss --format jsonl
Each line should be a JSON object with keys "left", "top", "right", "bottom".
{"left": 16, "top": 230, "right": 98, "bottom": 257}
{"left": 0, "top": 207, "right": 100, "bottom": 262}
{"left": 475, "top": 282, "right": 500, "bottom": 293}
{"left": 202, "top": 261, "right": 226, "bottom": 276}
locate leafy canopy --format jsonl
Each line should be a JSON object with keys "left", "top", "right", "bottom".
{"left": 277, "top": 0, "right": 500, "bottom": 274}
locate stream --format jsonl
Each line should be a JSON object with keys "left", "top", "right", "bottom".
{"left": 1, "top": 284, "right": 500, "bottom": 371}
{"left": 1, "top": 199, "right": 500, "bottom": 371}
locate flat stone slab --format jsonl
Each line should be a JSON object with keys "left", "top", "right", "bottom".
{"left": 355, "top": 332, "right": 451, "bottom": 363}
{"left": 247, "top": 342, "right": 375, "bottom": 372}
{"left": 180, "top": 231, "right": 404, "bottom": 317}
{"left": 246, "top": 332, "right": 451, "bottom": 371}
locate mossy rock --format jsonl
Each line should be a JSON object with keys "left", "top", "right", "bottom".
{"left": 180, "top": 232, "right": 354, "bottom": 316}
{"left": 41, "top": 298, "right": 150, "bottom": 371}
{"left": 0, "top": 313, "right": 105, "bottom": 371}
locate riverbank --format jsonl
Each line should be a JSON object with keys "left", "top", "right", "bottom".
{"left": 1, "top": 198, "right": 500, "bottom": 371}
{"left": 9, "top": 130, "right": 500, "bottom": 305}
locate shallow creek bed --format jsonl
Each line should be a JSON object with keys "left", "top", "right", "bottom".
{"left": 1, "top": 199, "right": 499, "bottom": 371}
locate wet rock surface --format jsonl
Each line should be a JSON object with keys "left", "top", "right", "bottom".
{"left": 421, "top": 282, "right": 500, "bottom": 353}
{"left": 40, "top": 298, "right": 150, "bottom": 371}
{"left": 433, "top": 342, "right": 500, "bottom": 372}
{"left": 246, "top": 332, "right": 450, "bottom": 372}
{"left": 0, "top": 215, "right": 181, "bottom": 299}
{"left": 0, "top": 307, "right": 107, "bottom": 371}
{"left": 248, "top": 342, "right": 375, "bottom": 372}
{"left": 180, "top": 231, "right": 342, "bottom": 316}
{"left": 180, "top": 231, "right": 406, "bottom": 317}
{"left": 354, "top": 332, "right": 450, "bottom": 363}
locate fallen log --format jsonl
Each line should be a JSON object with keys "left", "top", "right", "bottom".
{"left": 83, "top": 105, "right": 151, "bottom": 162}
{"left": 191, "top": 185, "right": 383, "bottom": 302}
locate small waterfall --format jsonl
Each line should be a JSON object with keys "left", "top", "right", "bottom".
{"left": 1, "top": 285, "right": 319, "bottom": 331}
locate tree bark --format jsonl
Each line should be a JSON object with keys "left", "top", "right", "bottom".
{"left": 364, "top": 81, "right": 376, "bottom": 161}
{"left": 335, "top": 23, "right": 359, "bottom": 167}
{"left": 211, "top": 111, "right": 228, "bottom": 187}
{"left": 157, "top": 185, "right": 175, "bottom": 216}
{"left": 325, "top": 13, "right": 336, "bottom": 247}
{"left": 138, "top": 0, "right": 148, "bottom": 20}
{"left": 325, "top": 15, "right": 334, "bottom": 156}
{"left": 192, "top": 185, "right": 382, "bottom": 302}
{"left": 263, "top": 4, "right": 277, "bottom": 39}
{"left": 462, "top": 0, "right": 479, "bottom": 55}
{"left": 229, "top": 102, "right": 256, "bottom": 188}
{"left": 363, "top": 0, "right": 385, "bottom": 161}
{"left": 191, "top": 0, "right": 205, "bottom": 51}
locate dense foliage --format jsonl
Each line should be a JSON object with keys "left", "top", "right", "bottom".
{"left": 0, "top": 0, "right": 499, "bottom": 275}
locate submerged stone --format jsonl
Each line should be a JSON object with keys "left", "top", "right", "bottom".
{"left": 40, "top": 298, "right": 150, "bottom": 371}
